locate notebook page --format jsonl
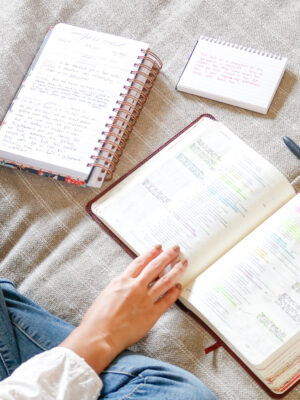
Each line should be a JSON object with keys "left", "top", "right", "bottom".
{"left": 0, "top": 24, "right": 148, "bottom": 179}
{"left": 181, "top": 194, "right": 300, "bottom": 368}
{"left": 92, "top": 117, "right": 295, "bottom": 287}
{"left": 177, "top": 37, "right": 287, "bottom": 114}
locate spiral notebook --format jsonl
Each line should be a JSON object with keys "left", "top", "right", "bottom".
{"left": 176, "top": 36, "right": 287, "bottom": 114}
{"left": 0, "top": 23, "right": 162, "bottom": 187}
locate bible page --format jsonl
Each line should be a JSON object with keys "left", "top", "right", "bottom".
{"left": 181, "top": 194, "right": 300, "bottom": 370}
{"left": 92, "top": 117, "right": 295, "bottom": 286}
{"left": 0, "top": 23, "right": 148, "bottom": 179}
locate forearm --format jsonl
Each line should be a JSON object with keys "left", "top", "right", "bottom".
{"left": 59, "top": 325, "right": 118, "bottom": 374}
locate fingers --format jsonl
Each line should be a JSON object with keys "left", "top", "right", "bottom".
{"left": 138, "top": 245, "right": 181, "bottom": 285}
{"left": 154, "top": 284, "right": 182, "bottom": 316}
{"left": 124, "top": 245, "right": 162, "bottom": 278}
{"left": 149, "top": 259, "right": 188, "bottom": 299}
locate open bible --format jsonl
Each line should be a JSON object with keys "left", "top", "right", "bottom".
{"left": 87, "top": 115, "right": 299, "bottom": 396}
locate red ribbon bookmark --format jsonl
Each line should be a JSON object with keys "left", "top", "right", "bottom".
{"left": 204, "top": 342, "right": 222, "bottom": 354}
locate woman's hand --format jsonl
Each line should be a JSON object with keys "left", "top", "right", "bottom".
{"left": 60, "top": 245, "right": 187, "bottom": 374}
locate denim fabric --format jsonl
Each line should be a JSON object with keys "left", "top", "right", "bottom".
{"left": 0, "top": 279, "right": 216, "bottom": 399}
{"left": 0, "top": 279, "right": 74, "bottom": 380}
{"left": 100, "top": 351, "right": 216, "bottom": 399}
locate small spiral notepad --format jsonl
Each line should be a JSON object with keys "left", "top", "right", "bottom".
{"left": 177, "top": 36, "right": 287, "bottom": 114}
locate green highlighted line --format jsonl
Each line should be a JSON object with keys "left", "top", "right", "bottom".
{"left": 220, "top": 173, "right": 248, "bottom": 200}
{"left": 214, "top": 285, "right": 236, "bottom": 306}
{"left": 283, "top": 219, "right": 300, "bottom": 243}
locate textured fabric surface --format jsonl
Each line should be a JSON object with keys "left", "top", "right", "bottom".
{"left": 0, "top": 1, "right": 299, "bottom": 399}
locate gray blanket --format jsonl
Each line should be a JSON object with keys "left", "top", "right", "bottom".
{"left": 0, "top": 1, "right": 299, "bottom": 399}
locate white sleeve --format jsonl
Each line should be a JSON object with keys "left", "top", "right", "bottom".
{"left": 0, "top": 346, "right": 103, "bottom": 400}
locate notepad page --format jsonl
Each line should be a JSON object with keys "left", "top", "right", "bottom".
{"left": 177, "top": 37, "right": 287, "bottom": 114}
{"left": 0, "top": 24, "right": 148, "bottom": 179}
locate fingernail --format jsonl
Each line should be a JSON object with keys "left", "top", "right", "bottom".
{"left": 172, "top": 245, "right": 180, "bottom": 252}
{"left": 176, "top": 283, "right": 182, "bottom": 290}
{"left": 182, "top": 259, "right": 188, "bottom": 267}
{"left": 154, "top": 244, "right": 162, "bottom": 251}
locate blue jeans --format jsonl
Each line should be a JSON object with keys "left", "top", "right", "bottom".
{"left": 0, "top": 279, "right": 216, "bottom": 399}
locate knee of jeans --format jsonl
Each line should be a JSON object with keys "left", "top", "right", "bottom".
{"left": 142, "top": 361, "right": 216, "bottom": 400}
{"left": 0, "top": 279, "right": 16, "bottom": 289}
{"left": 170, "top": 367, "right": 216, "bottom": 400}
{"left": 105, "top": 352, "right": 216, "bottom": 400}
{"left": 178, "top": 370, "right": 216, "bottom": 400}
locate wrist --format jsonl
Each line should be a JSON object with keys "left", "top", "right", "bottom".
{"left": 59, "top": 326, "right": 118, "bottom": 374}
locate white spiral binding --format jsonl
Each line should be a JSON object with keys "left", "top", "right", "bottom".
{"left": 199, "top": 35, "right": 282, "bottom": 60}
